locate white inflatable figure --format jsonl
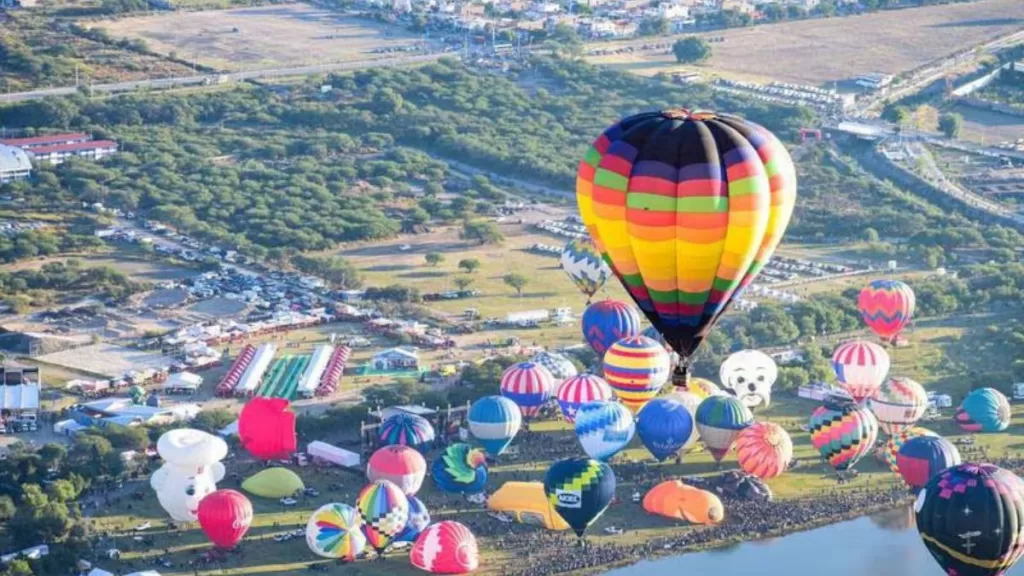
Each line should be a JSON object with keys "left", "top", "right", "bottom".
{"left": 151, "top": 428, "right": 228, "bottom": 522}
{"left": 719, "top": 350, "right": 778, "bottom": 409}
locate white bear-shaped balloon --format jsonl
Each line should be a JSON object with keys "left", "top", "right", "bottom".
{"left": 151, "top": 428, "right": 227, "bottom": 522}
{"left": 719, "top": 350, "right": 778, "bottom": 409}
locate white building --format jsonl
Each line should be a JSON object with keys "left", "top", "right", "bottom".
{"left": 0, "top": 144, "right": 32, "bottom": 184}
{"left": 371, "top": 348, "right": 420, "bottom": 371}
{"left": 855, "top": 72, "right": 894, "bottom": 90}
{"left": 0, "top": 384, "right": 40, "bottom": 414}
{"left": 657, "top": 2, "right": 689, "bottom": 19}
{"left": 162, "top": 372, "right": 203, "bottom": 393}
{"left": 297, "top": 345, "right": 333, "bottom": 398}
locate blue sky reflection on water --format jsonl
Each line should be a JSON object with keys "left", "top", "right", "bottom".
{"left": 604, "top": 508, "right": 1024, "bottom": 576}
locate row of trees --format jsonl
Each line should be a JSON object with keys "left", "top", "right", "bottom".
{"left": 0, "top": 260, "right": 145, "bottom": 312}
{"left": 0, "top": 229, "right": 104, "bottom": 265}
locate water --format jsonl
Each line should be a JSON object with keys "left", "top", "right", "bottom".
{"left": 605, "top": 508, "right": 1024, "bottom": 576}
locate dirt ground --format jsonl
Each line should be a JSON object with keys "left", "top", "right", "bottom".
{"left": 950, "top": 103, "right": 1024, "bottom": 146}
{"left": 35, "top": 343, "right": 178, "bottom": 378}
{"left": 588, "top": 0, "right": 1024, "bottom": 85}
{"left": 98, "top": 4, "right": 434, "bottom": 72}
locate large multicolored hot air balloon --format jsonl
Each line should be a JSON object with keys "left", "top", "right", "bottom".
{"left": 576, "top": 110, "right": 796, "bottom": 385}
{"left": 956, "top": 387, "right": 1012, "bottom": 433}
{"left": 197, "top": 490, "right": 253, "bottom": 549}
{"left": 869, "top": 377, "right": 928, "bottom": 436}
{"left": 367, "top": 445, "right": 427, "bottom": 496}
{"left": 306, "top": 503, "right": 366, "bottom": 560}
{"left": 896, "top": 436, "right": 961, "bottom": 490}
{"left": 882, "top": 426, "right": 937, "bottom": 474}
{"left": 410, "top": 521, "right": 480, "bottom": 575}
{"left": 858, "top": 279, "right": 915, "bottom": 344}
{"left": 468, "top": 395, "right": 521, "bottom": 457}
{"left": 556, "top": 373, "right": 613, "bottom": 423}
{"left": 396, "top": 495, "right": 430, "bottom": 543}
{"left": 695, "top": 395, "right": 753, "bottom": 462}
{"left": 581, "top": 299, "right": 641, "bottom": 357}
{"left": 636, "top": 398, "right": 693, "bottom": 461}
{"left": 379, "top": 413, "right": 435, "bottom": 453}
{"left": 575, "top": 401, "right": 636, "bottom": 461}
{"left": 602, "top": 335, "right": 671, "bottom": 413}
{"left": 500, "top": 362, "right": 555, "bottom": 419}
{"left": 356, "top": 480, "right": 409, "bottom": 554}
{"left": 238, "top": 397, "right": 297, "bottom": 460}
{"left": 544, "top": 458, "right": 616, "bottom": 538}
{"left": 735, "top": 422, "right": 792, "bottom": 480}
{"left": 531, "top": 350, "right": 578, "bottom": 380}
{"left": 560, "top": 238, "right": 612, "bottom": 303}
{"left": 432, "top": 443, "right": 488, "bottom": 494}
{"left": 832, "top": 340, "right": 890, "bottom": 403}
{"left": 809, "top": 397, "right": 879, "bottom": 472}
{"left": 915, "top": 464, "right": 1024, "bottom": 576}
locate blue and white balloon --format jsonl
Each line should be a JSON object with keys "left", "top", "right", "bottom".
{"left": 636, "top": 398, "right": 694, "bottom": 461}
{"left": 395, "top": 495, "right": 430, "bottom": 543}
{"left": 468, "top": 395, "right": 521, "bottom": 456}
{"left": 575, "top": 401, "right": 635, "bottom": 461}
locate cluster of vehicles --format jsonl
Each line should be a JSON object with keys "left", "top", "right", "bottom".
{"left": 713, "top": 78, "right": 848, "bottom": 113}
{"left": 0, "top": 412, "right": 38, "bottom": 434}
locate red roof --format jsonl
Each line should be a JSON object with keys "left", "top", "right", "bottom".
{"left": 29, "top": 140, "right": 118, "bottom": 155}
{"left": 0, "top": 133, "right": 90, "bottom": 148}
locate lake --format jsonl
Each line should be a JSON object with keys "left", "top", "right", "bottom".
{"left": 605, "top": 507, "right": 1024, "bottom": 576}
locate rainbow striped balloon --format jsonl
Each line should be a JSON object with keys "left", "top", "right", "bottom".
{"left": 869, "top": 377, "right": 928, "bottom": 436}
{"left": 576, "top": 110, "right": 796, "bottom": 365}
{"left": 499, "top": 362, "right": 555, "bottom": 419}
{"left": 832, "top": 340, "right": 890, "bottom": 403}
{"left": 556, "top": 373, "right": 613, "bottom": 423}
{"left": 809, "top": 400, "right": 879, "bottom": 472}
{"left": 602, "top": 335, "right": 671, "bottom": 413}
{"left": 882, "top": 426, "right": 937, "bottom": 474}
{"left": 858, "top": 279, "right": 915, "bottom": 343}
{"left": 356, "top": 480, "right": 409, "bottom": 553}
{"left": 735, "top": 422, "right": 793, "bottom": 480}
{"left": 305, "top": 503, "right": 366, "bottom": 560}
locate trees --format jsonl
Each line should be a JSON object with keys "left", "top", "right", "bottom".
{"left": 425, "top": 251, "right": 444, "bottom": 267}
{"left": 291, "top": 255, "right": 362, "bottom": 289}
{"left": 672, "top": 37, "right": 711, "bottom": 64}
{"left": 460, "top": 220, "right": 504, "bottom": 245}
{"left": 938, "top": 112, "right": 964, "bottom": 139}
{"left": 883, "top": 105, "right": 912, "bottom": 126}
{"left": 639, "top": 17, "right": 669, "bottom": 36}
{"left": 454, "top": 276, "right": 474, "bottom": 291}
{"left": 503, "top": 273, "right": 529, "bottom": 296}
{"left": 458, "top": 258, "right": 482, "bottom": 274}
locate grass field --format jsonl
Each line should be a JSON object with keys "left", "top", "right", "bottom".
{"left": 98, "top": 4, "right": 434, "bottom": 72}
{"left": 0, "top": 251, "right": 197, "bottom": 283}
{"left": 586, "top": 0, "right": 1024, "bottom": 85}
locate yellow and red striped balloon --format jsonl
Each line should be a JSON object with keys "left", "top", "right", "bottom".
{"left": 735, "top": 421, "right": 793, "bottom": 480}
{"left": 602, "top": 335, "right": 671, "bottom": 413}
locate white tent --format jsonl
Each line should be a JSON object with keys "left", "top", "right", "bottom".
{"left": 163, "top": 372, "right": 202, "bottom": 392}
{"left": 307, "top": 441, "right": 360, "bottom": 468}
{"left": 0, "top": 385, "right": 39, "bottom": 411}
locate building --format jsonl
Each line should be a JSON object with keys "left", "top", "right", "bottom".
{"left": 0, "top": 384, "right": 40, "bottom": 415}
{"left": 162, "top": 371, "right": 203, "bottom": 394}
{"left": 0, "top": 133, "right": 117, "bottom": 165}
{"left": 0, "top": 144, "right": 32, "bottom": 184}
{"left": 67, "top": 397, "right": 199, "bottom": 428}
{"left": 657, "top": 2, "right": 689, "bottom": 18}
{"left": 854, "top": 72, "right": 894, "bottom": 90}
{"left": 371, "top": 347, "right": 420, "bottom": 371}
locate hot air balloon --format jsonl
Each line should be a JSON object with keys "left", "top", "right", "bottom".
{"left": 197, "top": 489, "right": 253, "bottom": 549}
{"left": 560, "top": 238, "right": 612, "bottom": 303}
{"left": 858, "top": 279, "right": 915, "bottom": 345}
{"left": 544, "top": 458, "right": 616, "bottom": 538}
{"left": 809, "top": 397, "right": 879, "bottom": 472}
{"left": 956, "top": 387, "right": 1012, "bottom": 433}
{"left": 581, "top": 299, "right": 641, "bottom": 357}
{"left": 238, "top": 396, "right": 297, "bottom": 460}
{"left": 396, "top": 495, "right": 430, "bottom": 543}
{"left": 636, "top": 398, "right": 694, "bottom": 461}
{"left": 500, "top": 362, "right": 555, "bottom": 419}
{"left": 356, "top": 480, "right": 409, "bottom": 554}
{"left": 242, "top": 467, "right": 304, "bottom": 499}
{"left": 468, "top": 395, "right": 521, "bottom": 457}
{"left": 832, "top": 340, "right": 890, "bottom": 403}
{"left": 695, "top": 395, "right": 753, "bottom": 463}
{"left": 643, "top": 480, "right": 724, "bottom": 525}
{"left": 665, "top": 389, "right": 702, "bottom": 450}
{"left": 306, "top": 503, "right": 366, "bottom": 560}
{"left": 869, "top": 377, "right": 928, "bottom": 436}
{"left": 151, "top": 429, "right": 227, "bottom": 522}
{"left": 378, "top": 413, "right": 435, "bottom": 453}
{"left": 576, "top": 110, "right": 796, "bottom": 386}
{"left": 367, "top": 445, "right": 427, "bottom": 496}
{"left": 129, "top": 385, "right": 145, "bottom": 404}
{"left": 556, "top": 373, "right": 613, "bottom": 423}
{"left": 679, "top": 377, "right": 721, "bottom": 399}
{"left": 642, "top": 325, "right": 680, "bottom": 367}
{"left": 531, "top": 350, "right": 579, "bottom": 380}
{"left": 575, "top": 401, "right": 636, "bottom": 461}
{"left": 719, "top": 350, "right": 778, "bottom": 409}
{"left": 882, "top": 426, "right": 937, "bottom": 474}
{"left": 602, "top": 335, "right": 671, "bottom": 413}
{"left": 410, "top": 521, "right": 480, "bottom": 575}
{"left": 896, "top": 436, "right": 961, "bottom": 490}
{"left": 915, "top": 464, "right": 1024, "bottom": 576}
{"left": 735, "top": 422, "right": 793, "bottom": 480}
{"left": 432, "top": 443, "right": 488, "bottom": 494}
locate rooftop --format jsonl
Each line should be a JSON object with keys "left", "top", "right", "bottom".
{"left": 0, "top": 144, "right": 31, "bottom": 174}
{"left": 0, "top": 132, "right": 90, "bottom": 148}
{"left": 0, "top": 384, "right": 40, "bottom": 411}
{"left": 28, "top": 140, "right": 117, "bottom": 155}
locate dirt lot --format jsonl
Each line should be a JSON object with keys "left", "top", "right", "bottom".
{"left": 588, "top": 0, "right": 1024, "bottom": 85}
{"left": 950, "top": 103, "right": 1024, "bottom": 145}
{"left": 98, "top": 4, "right": 433, "bottom": 72}
{"left": 36, "top": 342, "right": 178, "bottom": 378}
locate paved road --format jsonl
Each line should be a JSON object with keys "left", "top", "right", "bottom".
{"left": 0, "top": 52, "right": 448, "bottom": 103}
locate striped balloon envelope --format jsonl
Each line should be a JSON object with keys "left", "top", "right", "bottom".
{"left": 378, "top": 413, "right": 435, "bottom": 453}
{"left": 882, "top": 426, "right": 937, "bottom": 474}
{"left": 694, "top": 395, "right": 753, "bottom": 462}
{"left": 869, "top": 377, "right": 928, "bottom": 436}
{"left": 809, "top": 399, "right": 879, "bottom": 472}
{"left": 858, "top": 279, "right": 915, "bottom": 344}
{"left": 602, "top": 335, "right": 671, "bottom": 414}
{"left": 735, "top": 421, "right": 793, "bottom": 480}
{"left": 410, "top": 521, "right": 479, "bottom": 574}
{"left": 468, "top": 395, "right": 521, "bottom": 457}
{"left": 531, "top": 350, "right": 579, "bottom": 380}
{"left": 500, "top": 362, "right": 555, "bottom": 419}
{"left": 896, "top": 435, "right": 961, "bottom": 489}
{"left": 356, "top": 480, "right": 409, "bottom": 553}
{"left": 832, "top": 340, "right": 890, "bottom": 403}
{"left": 556, "top": 373, "right": 613, "bottom": 423}
{"left": 305, "top": 503, "right": 366, "bottom": 560}
{"left": 582, "top": 299, "right": 642, "bottom": 358}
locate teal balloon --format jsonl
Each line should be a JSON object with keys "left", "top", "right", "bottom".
{"left": 955, "top": 387, "right": 1011, "bottom": 433}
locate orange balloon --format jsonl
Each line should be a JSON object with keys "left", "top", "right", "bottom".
{"left": 642, "top": 480, "right": 724, "bottom": 525}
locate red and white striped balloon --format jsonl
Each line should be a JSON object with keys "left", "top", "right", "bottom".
{"left": 410, "top": 521, "right": 479, "bottom": 574}
{"left": 832, "top": 340, "right": 890, "bottom": 403}
{"left": 556, "top": 373, "right": 613, "bottom": 423}
{"left": 499, "top": 362, "right": 555, "bottom": 418}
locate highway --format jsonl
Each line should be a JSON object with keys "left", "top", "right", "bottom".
{"left": 0, "top": 52, "right": 448, "bottom": 103}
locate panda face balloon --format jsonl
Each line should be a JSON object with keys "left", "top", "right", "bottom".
{"left": 719, "top": 350, "right": 778, "bottom": 409}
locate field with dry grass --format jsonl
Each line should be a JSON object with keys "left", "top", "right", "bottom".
{"left": 98, "top": 4, "right": 433, "bottom": 72}
{"left": 587, "top": 0, "right": 1024, "bottom": 85}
